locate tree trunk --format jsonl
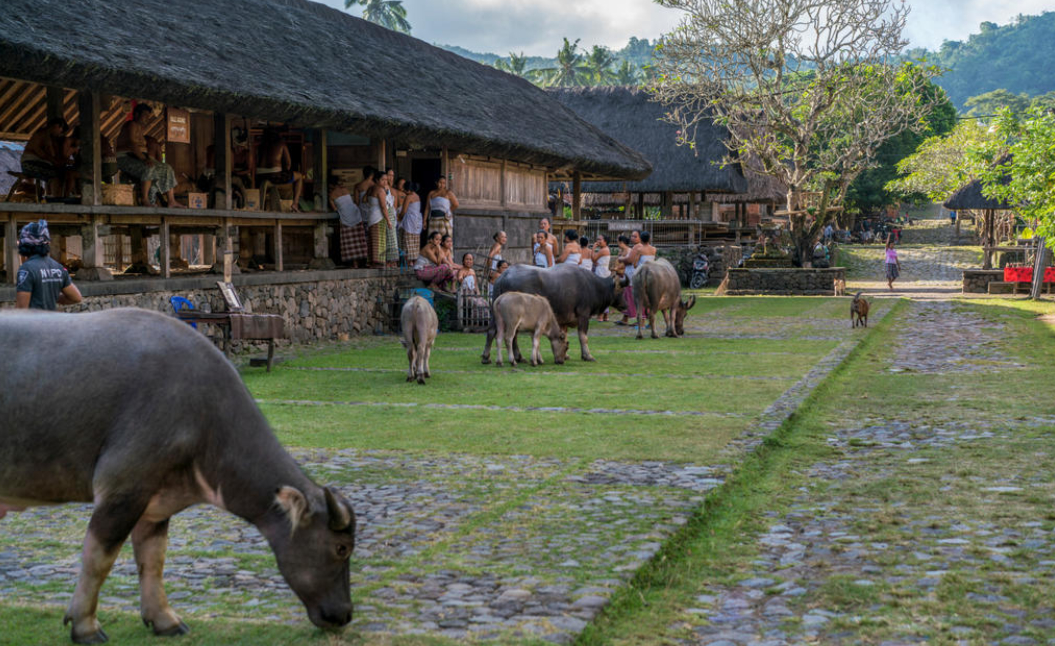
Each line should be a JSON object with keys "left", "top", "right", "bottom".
{"left": 1030, "top": 237, "right": 1049, "bottom": 300}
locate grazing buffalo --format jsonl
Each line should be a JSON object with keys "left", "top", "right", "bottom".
{"left": 632, "top": 258, "right": 697, "bottom": 339}
{"left": 491, "top": 292, "right": 568, "bottom": 367}
{"left": 482, "top": 264, "right": 625, "bottom": 363}
{"left": 0, "top": 309, "right": 356, "bottom": 644}
{"left": 400, "top": 295, "right": 438, "bottom": 384}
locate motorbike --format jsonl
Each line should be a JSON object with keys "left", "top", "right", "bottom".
{"left": 689, "top": 252, "right": 710, "bottom": 289}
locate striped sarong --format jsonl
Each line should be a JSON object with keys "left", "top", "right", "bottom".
{"left": 401, "top": 231, "right": 420, "bottom": 264}
{"left": 385, "top": 218, "right": 399, "bottom": 263}
{"left": 368, "top": 223, "right": 385, "bottom": 265}
{"left": 116, "top": 155, "right": 177, "bottom": 205}
{"left": 415, "top": 264, "right": 453, "bottom": 287}
{"left": 429, "top": 211, "right": 452, "bottom": 239}
{"left": 339, "top": 223, "right": 368, "bottom": 262}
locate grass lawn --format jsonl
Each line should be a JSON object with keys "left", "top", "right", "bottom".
{"left": 0, "top": 296, "right": 894, "bottom": 645}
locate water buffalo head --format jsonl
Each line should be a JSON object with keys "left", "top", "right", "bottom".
{"left": 549, "top": 328, "right": 569, "bottom": 364}
{"left": 267, "top": 485, "right": 356, "bottom": 629}
{"left": 611, "top": 276, "right": 629, "bottom": 312}
{"left": 674, "top": 295, "right": 697, "bottom": 336}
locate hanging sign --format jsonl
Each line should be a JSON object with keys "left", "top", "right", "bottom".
{"left": 167, "top": 108, "right": 190, "bottom": 144}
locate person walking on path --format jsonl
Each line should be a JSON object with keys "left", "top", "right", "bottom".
{"left": 14, "top": 220, "right": 82, "bottom": 310}
{"left": 885, "top": 240, "right": 902, "bottom": 290}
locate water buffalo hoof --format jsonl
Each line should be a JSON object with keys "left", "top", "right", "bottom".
{"left": 71, "top": 628, "right": 109, "bottom": 644}
{"left": 153, "top": 621, "right": 190, "bottom": 637}
{"left": 636, "top": 333, "right": 643, "bottom": 340}
{"left": 406, "top": 375, "right": 413, "bottom": 382}
{"left": 651, "top": 332, "right": 660, "bottom": 339}
{"left": 582, "top": 355, "right": 596, "bottom": 362}
{"left": 481, "top": 356, "right": 491, "bottom": 365}
{"left": 417, "top": 377, "right": 426, "bottom": 385}
{"left": 424, "top": 371, "right": 431, "bottom": 378}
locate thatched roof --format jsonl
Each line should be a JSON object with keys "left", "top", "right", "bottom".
{"left": 549, "top": 86, "right": 747, "bottom": 193}
{"left": 0, "top": 0, "right": 650, "bottom": 180}
{"left": 944, "top": 162, "right": 1014, "bottom": 211}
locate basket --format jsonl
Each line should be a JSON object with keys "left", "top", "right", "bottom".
{"left": 102, "top": 184, "right": 135, "bottom": 206}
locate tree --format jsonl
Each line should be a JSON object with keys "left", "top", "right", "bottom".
{"left": 494, "top": 52, "right": 531, "bottom": 79}
{"left": 535, "top": 38, "right": 592, "bottom": 88}
{"left": 652, "top": 0, "right": 941, "bottom": 265}
{"left": 613, "top": 60, "right": 642, "bottom": 86}
{"left": 347, "top": 0, "right": 411, "bottom": 34}
{"left": 585, "top": 46, "right": 617, "bottom": 85}
{"left": 846, "top": 79, "right": 957, "bottom": 214}
{"left": 886, "top": 120, "right": 997, "bottom": 203}
{"left": 964, "top": 89, "right": 1031, "bottom": 117}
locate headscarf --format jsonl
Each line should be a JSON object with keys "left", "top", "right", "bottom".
{"left": 19, "top": 219, "right": 51, "bottom": 247}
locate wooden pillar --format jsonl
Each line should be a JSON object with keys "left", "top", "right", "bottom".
{"left": 662, "top": 191, "right": 673, "bottom": 219}
{"left": 214, "top": 113, "right": 233, "bottom": 210}
{"left": 636, "top": 192, "right": 644, "bottom": 219}
{"left": 79, "top": 215, "right": 112, "bottom": 280}
{"left": 378, "top": 139, "right": 388, "bottom": 173}
{"left": 211, "top": 218, "right": 238, "bottom": 275}
{"left": 160, "top": 217, "right": 171, "bottom": 279}
{"left": 313, "top": 129, "right": 328, "bottom": 211}
{"left": 77, "top": 91, "right": 102, "bottom": 206}
{"left": 113, "top": 232, "right": 124, "bottom": 271}
{"left": 623, "top": 186, "right": 633, "bottom": 218}
{"left": 500, "top": 160, "right": 508, "bottom": 208}
{"left": 274, "top": 221, "right": 284, "bottom": 272}
{"left": 572, "top": 171, "right": 582, "bottom": 221}
{"left": 4, "top": 215, "right": 18, "bottom": 285}
{"left": 689, "top": 191, "right": 698, "bottom": 220}
{"left": 203, "top": 232, "right": 216, "bottom": 266}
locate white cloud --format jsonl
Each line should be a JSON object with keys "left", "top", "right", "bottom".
{"left": 321, "top": 0, "right": 1055, "bottom": 55}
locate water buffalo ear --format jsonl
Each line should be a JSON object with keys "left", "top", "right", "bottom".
{"left": 275, "top": 486, "right": 312, "bottom": 533}
{"left": 325, "top": 487, "right": 354, "bottom": 533}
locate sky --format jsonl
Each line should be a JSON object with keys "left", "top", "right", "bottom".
{"left": 319, "top": 1, "right": 1055, "bottom": 56}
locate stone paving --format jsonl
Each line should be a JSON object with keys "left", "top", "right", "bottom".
{"left": 673, "top": 301, "right": 1055, "bottom": 646}
{"left": 0, "top": 300, "right": 891, "bottom": 644}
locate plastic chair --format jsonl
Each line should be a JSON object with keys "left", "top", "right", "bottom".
{"left": 170, "top": 296, "right": 197, "bottom": 329}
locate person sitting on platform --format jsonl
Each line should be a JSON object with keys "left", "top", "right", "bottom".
{"left": 413, "top": 231, "right": 454, "bottom": 289}
{"left": 20, "top": 117, "right": 68, "bottom": 195}
{"left": 14, "top": 220, "right": 82, "bottom": 311}
{"left": 256, "top": 128, "right": 304, "bottom": 212}
{"left": 115, "top": 104, "right": 182, "bottom": 207}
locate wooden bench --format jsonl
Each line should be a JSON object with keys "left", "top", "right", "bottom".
{"left": 175, "top": 281, "right": 287, "bottom": 371}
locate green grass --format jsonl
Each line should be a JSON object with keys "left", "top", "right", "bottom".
{"left": 575, "top": 297, "right": 1055, "bottom": 645}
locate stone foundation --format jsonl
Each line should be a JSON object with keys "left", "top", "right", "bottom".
{"left": 0, "top": 268, "right": 407, "bottom": 351}
{"left": 962, "top": 269, "right": 1004, "bottom": 294}
{"left": 722, "top": 268, "right": 846, "bottom": 296}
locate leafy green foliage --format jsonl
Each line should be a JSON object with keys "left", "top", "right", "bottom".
{"left": 886, "top": 120, "right": 998, "bottom": 202}
{"left": 846, "top": 79, "right": 957, "bottom": 213}
{"left": 907, "top": 12, "right": 1055, "bottom": 110}
{"left": 347, "top": 0, "right": 411, "bottom": 33}
{"left": 977, "top": 107, "right": 1055, "bottom": 245}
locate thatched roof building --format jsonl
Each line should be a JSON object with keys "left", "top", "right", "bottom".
{"left": 549, "top": 86, "right": 745, "bottom": 193}
{"left": 0, "top": 0, "right": 649, "bottom": 180}
{"left": 943, "top": 179, "right": 1013, "bottom": 211}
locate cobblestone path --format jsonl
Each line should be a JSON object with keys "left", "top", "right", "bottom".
{"left": 672, "top": 301, "right": 1055, "bottom": 646}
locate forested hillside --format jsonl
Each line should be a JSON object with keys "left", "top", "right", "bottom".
{"left": 907, "top": 12, "right": 1055, "bottom": 109}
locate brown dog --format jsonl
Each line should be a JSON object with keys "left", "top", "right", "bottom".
{"left": 851, "top": 292, "right": 870, "bottom": 328}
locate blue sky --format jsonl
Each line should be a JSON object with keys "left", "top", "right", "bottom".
{"left": 319, "top": 1, "right": 1055, "bottom": 56}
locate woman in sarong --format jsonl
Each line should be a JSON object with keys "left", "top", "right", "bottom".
{"left": 426, "top": 177, "right": 459, "bottom": 239}
{"left": 331, "top": 178, "right": 367, "bottom": 267}
{"left": 414, "top": 231, "right": 454, "bottom": 288}
{"left": 365, "top": 170, "right": 389, "bottom": 268}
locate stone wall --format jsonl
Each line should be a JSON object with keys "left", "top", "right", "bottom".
{"left": 722, "top": 268, "right": 846, "bottom": 296}
{"left": 0, "top": 269, "right": 406, "bottom": 350}
{"left": 962, "top": 269, "right": 1004, "bottom": 294}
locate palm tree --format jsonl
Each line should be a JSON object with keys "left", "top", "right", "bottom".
{"left": 347, "top": 0, "right": 411, "bottom": 34}
{"left": 585, "top": 46, "right": 617, "bottom": 85}
{"left": 613, "top": 60, "right": 641, "bottom": 86}
{"left": 534, "top": 38, "right": 592, "bottom": 88}
{"left": 494, "top": 51, "right": 530, "bottom": 79}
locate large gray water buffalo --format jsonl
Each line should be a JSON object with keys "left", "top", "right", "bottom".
{"left": 632, "top": 258, "right": 697, "bottom": 339}
{"left": 400, "top": 295, "right": 438, "bottom": 384}
{"left": 482, "top": 264, "right": 626, "bottom": 363}
{"left": 491, "top": 292, "right": 568, "bottom": 367}
{"left": 0, "top": 308, "right": 356, "bottom": 644}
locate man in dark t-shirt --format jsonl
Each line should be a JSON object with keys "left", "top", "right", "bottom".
{"left": 14, "top": 220, "right": 82, "bottom": 311}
